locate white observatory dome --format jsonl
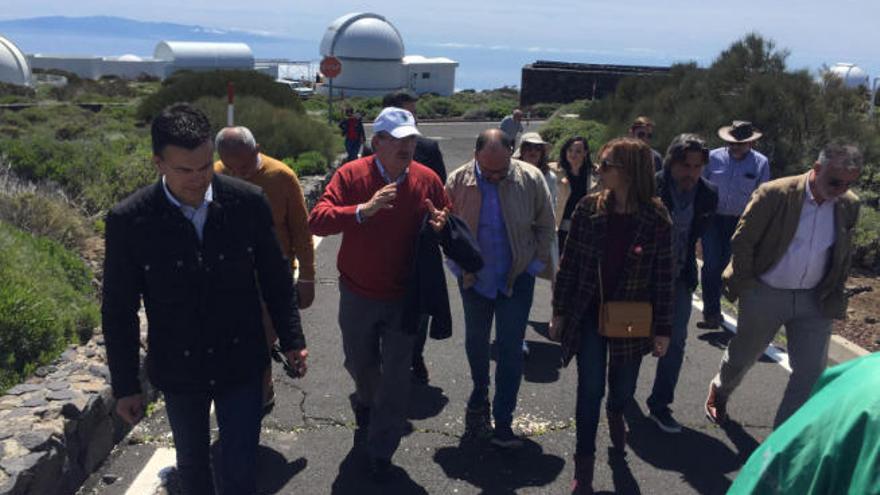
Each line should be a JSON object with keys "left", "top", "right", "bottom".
{"left": 0, "top": 35, "right": 32, "bottom": 86}
{"left": 320, "top": 13, "right": 405, "bottom": 60}
{"left": 116, "top": 54, "right": 144, "bottom": 62}
{"left": 828, "top": 63, "right": 870, "bottom": 89}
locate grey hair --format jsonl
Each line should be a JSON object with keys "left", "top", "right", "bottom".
{"left": 818, "top": 142, "right": 863, "bottom": 171}
{"left": 215, "top": 126, "right": 257, "bottom": 154}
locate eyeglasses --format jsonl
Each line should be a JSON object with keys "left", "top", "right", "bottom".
{"left": 827, "top": 177, "right": 857, "bottom": 189}
{"left": 635, "top": 131, "right": 653, "bottom": 140}
{"left": 594, "top": 159, "right": 624, "bottom": 172}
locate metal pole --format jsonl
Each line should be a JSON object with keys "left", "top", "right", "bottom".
{"left": 328, "top": 79, "right": 333, "bottom": 125}
{"left": 871, "top": 77, "right": 880, "bottom": 118}
{"left": 227, "top": 82, "right": 234, "bottom": 126}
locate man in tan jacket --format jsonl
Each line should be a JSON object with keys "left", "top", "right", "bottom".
{"left": 214, "top": 127, "right": 316, "bottom": 414}
{"left": 705, "top": 142, "right": 862, "bottom": 428}
{"left": 446, "top": 128, "right": 555, "bottom": 448}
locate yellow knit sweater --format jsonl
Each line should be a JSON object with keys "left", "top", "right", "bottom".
{"left": 215, "top": 154, "right": 316, "bottom": 281}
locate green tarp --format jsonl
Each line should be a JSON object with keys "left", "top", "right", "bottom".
{"left": 729, "top": 352, "right": 880, "bottom": 494}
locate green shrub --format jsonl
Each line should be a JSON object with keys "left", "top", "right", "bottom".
{"left": 539, "top": 117, "right": 607, "bottom": 161}
{"left": 193, "top": 95, "right": 341, "bottom": 165}
{"left": 853, "top": 205, "right": 880, "bottom": 272}
{"left": 0, "top": 221, "right": 99, "bottom": 392}
{"left": 282, "top": 151, "right": 328, "bottom": 177}
{"left": 138, "top": 70, "right": 304, "bottom": 121}
{"left": 0, "top": 187, "right": 92, "bottom": 251}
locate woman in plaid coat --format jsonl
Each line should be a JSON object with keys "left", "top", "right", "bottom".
{"left": 550, "top": 137, "right": 674, "bottom": 494}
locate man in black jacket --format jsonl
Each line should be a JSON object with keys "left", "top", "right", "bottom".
{"left": 102, "top": 104, "right": 308, "bottom": 495}
{"left": 647, "top": 134, "right": 718, "bottom": 433}
{"left": 382, "top": 89, "right": 448, "bottom": 384}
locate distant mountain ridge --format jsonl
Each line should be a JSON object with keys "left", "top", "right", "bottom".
{"left": 0, "top": 15, "right": 296, "bottom": 42}
{"left": 0, "top": 15, "right": 313, "bottom": 58}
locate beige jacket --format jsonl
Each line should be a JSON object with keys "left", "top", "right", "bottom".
{"left": 723, "top": 172, "right": 861, "bottom": 319}
{"left": 446, "top": 158, "right": 556, "bottom": 292}
{"left": 548, "top": 162, "right": 598, "bottom": 229}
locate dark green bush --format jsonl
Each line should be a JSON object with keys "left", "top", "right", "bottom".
{"left": 138, "top": 70, "right": 304, "bottom": 121}
{"left": 0, "top": 221, "right": 99, "bottom": 392}
{"left": 539, "top": 117, "right": 607, "bottom": 161}
{"left": 282, "top": 151, "right": 327, "bottom": 176}
{"left": 853, "top": 204, "right": 880, "bottom": 272}
{"left": 0, "top": 105, "right": 157, "bottom": 214}
{"left": 193, "top": 95, "right": 341, "bottom": 165}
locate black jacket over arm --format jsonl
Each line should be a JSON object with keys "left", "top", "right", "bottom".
{"left": 102, "top": 174, "right": 305, "bottom": 398}
{"left": 402, "top": 214, "right": 482, "bottom": 340}
{"left": 656, "top": 170, "right": 719, "bottom": 291}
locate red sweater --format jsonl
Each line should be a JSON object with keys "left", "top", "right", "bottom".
{"left": 308, "top": 156, "right": 450, "bottom": 300}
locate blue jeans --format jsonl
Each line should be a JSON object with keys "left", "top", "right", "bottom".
{"left": 700, "top": 214, "right": 739, "bottom": 318}
{"left": 575, "top": 315, "right": 643, "bottom": 456}
{"left": 344, "top": 139, "right": 361, "bottom": 162}
{"left": 647, "top": 279, "right": 694, "bottom": 413}
{"left": 461, "top": 272, "right": 535, "bottom": 428}
{"left": 164, "top": 375, "right": 263, "bottom": 495}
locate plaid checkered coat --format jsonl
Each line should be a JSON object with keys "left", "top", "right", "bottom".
{"left": 553, "top": 193, "right": 674, "bottom": 366}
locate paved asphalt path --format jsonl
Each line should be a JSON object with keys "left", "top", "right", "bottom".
{"left": 79, "top": 121, "right": 791, "bottom": 495}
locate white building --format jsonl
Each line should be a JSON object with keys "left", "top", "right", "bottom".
{"left": 25, "top": 41, "right": 254, "bottom": 81}
{"left": 318, "top": 13, "right": 457, "bottom": 97}
{"left": 826, "top": 63, "right": 870, "bottom": 89}
{"left": 0, "top": 35, "right": 32, "bottom": 86}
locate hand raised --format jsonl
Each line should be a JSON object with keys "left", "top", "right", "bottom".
{"left": 424, "top": 198, "right": 449, "bottom": 232}
{"left": 361, "top": 183, "right": 397, "bottom": 219}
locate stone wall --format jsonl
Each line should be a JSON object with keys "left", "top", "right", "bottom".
{"left": 520, "top": 60, "right": 671, "bottom": 107}
{"left": 0, "top": 319, "right": 155, "bottom": 495}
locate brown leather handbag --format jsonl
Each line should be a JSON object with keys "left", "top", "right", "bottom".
{"left": 597, "top": 262, "right": 653, "bottom": 338}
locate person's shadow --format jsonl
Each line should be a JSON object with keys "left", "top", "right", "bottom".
{"left": 407, "top": 384, "right": 449, "bottom": 420}
{"left": 624, "top": 403, "right": 756, "bottom": 494}
{"left": 433, "top": 437, "right": 565, "bottom": 494}
{"left": 331, "top": 429, "right": 428, "bottom": 494}
{"left": 255, "top": 447, "right": 307, "bottom": 494}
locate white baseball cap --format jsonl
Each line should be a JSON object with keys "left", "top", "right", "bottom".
{"left": 373, "top": 107, "right": 420, "bottom": 139}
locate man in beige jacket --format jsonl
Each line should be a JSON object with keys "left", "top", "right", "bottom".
{"left": 446, "top": 128, "right": 555, "bottom": 448}
{"left": 706, "top": 142, "right": 862, "bottom": 428}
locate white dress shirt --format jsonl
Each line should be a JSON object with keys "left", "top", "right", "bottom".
{"left": 760, "top": 180, "right": 836, "bottom": 290}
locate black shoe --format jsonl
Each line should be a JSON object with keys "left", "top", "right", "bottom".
{"left": 411, "top": 356, "right": 429, "bottom": 385}
{"left": 464, "top": 402, "right": 492, "bottom": 439}
{"left": 696, "top": 315, "right": 722, "bottom": 330}
{"left": 490, "top": 425, "right": 524, "bottom": 449}
{"left": 649, "top": 408, "right": 683, "bottom": 434}
{"left": 368, "top": 457, "right": 393, "bottom": 483}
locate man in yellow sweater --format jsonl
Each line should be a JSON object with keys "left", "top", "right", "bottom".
{"left": 215, "top": 126, "right": 316, "bottom": 412}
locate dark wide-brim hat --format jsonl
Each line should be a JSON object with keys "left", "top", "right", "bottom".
{"left": 717, "top": 120, "right": 762, "bottom": 143}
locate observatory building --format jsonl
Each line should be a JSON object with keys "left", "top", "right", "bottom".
{"left": 826, "top": 63, "right": 870, "bottom": 89}
{"left": 0, "top": 35, "right": 32, "bottom": 86}
{"left": 23, "top": 41, "right": 254, "bottom": 80}
{"left": 319, "top": 13, "right": 457, "bottom": 97}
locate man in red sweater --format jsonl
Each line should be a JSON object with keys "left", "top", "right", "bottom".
{"left": 309, "top": 107, "right": 449, "bottom": 482}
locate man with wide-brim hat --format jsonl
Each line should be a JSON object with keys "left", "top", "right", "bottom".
{"left": 697, "top": 120, "right": 770, "bottom": 329}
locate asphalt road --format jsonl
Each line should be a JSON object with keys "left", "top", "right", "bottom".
{"left": 78, "top": 120, "right": 792, "bottom": 495}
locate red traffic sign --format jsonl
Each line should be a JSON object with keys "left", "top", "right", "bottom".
{"left": 320, "top": 56, "right": 342, "bottom": 79}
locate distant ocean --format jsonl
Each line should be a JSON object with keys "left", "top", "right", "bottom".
{"left": 2, "top": 26, "right": 681, "bottom": 91}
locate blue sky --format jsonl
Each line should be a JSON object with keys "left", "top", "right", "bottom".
{"left": 1, "top": 1, "right": 877, "bottom": 89}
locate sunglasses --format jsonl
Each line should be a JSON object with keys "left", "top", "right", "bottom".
{"left": 827, "top": 177, "right": 857, "bottom": 189}
{"left": 635, "top": 131, "right": 653, "bottom": 140}
{"left": 594, "top": 159, "right": 625, "bottom": 172}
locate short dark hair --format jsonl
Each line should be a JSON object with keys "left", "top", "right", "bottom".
{"left": 382, "top": 90, "right": 419, "bottom": 108}
{"left": 151, "top": 103, "right": 212, "bottom": 156}
{"left": 475, "top": 129, "right": 513, "bottom": 152}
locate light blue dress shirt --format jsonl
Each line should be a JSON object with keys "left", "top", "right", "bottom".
{"left": 162, "top": 176, "right": 213, "bottom": 242}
